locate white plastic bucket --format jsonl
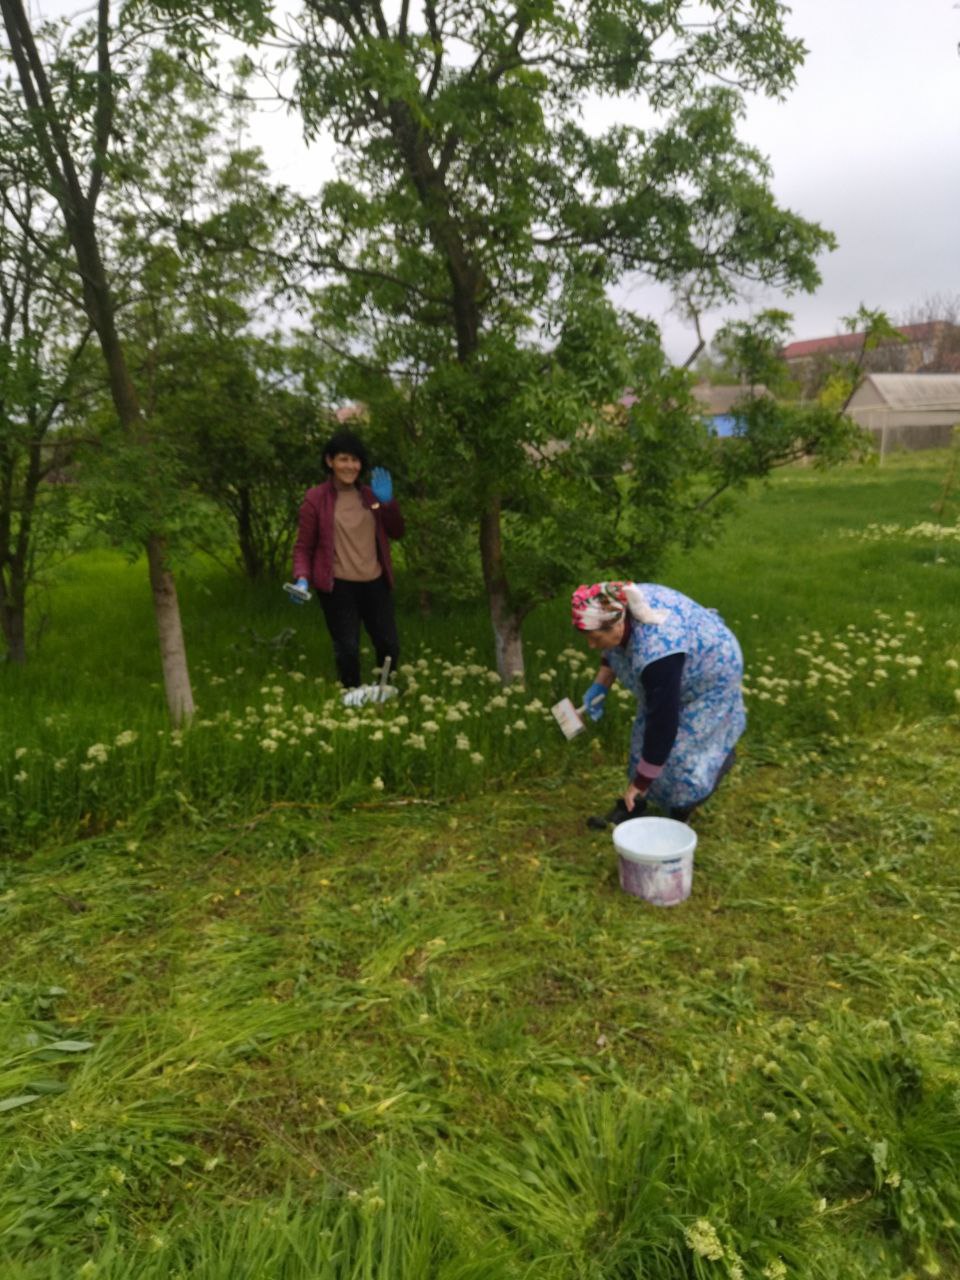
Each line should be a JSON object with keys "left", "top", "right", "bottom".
{"left": 612, "top": 817, "right": 697, "bottom": 907}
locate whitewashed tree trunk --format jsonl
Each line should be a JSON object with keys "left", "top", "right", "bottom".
{"left": 146, "top": 533, "right": 194, "bottom": 724}
{"left": 479, "top": 500, "right": 526, "bottom": 683}
{"left": 492, "top": 612, "right": 525, "bottom": 684}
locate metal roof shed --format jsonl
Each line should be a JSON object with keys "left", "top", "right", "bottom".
{"left": 847, "top": 373, "right": 960, "bottom": 456}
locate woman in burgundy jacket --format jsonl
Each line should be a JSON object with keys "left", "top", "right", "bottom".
{"left": 291, "top": 430, "right": 404, "bottom": 688}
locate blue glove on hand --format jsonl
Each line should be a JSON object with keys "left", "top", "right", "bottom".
{"left": 290, "top": 577, "right": 309, "bottom": 605}
{"left": 371, "top": 466, "right": 393, "bottom": 503}
{"left": 583, "top": 681, "right": 608, "bottom": 722}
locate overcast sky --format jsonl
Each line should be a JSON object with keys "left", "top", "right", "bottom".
{"left": 668, "top": 0, "right": 960, "bottom": 361}
{"left": 25, "top": 0, "right": 960, "bottom": 361}
{"left": 238, "top": 0, "right": 960, "bottom": 362}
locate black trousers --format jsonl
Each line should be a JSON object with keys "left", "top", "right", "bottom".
{"left": 317, "top": 576, "right": 399, "bottom": 688}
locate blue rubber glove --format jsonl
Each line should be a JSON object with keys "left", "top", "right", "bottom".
{"left": 290, "top": 577, "right": 309, "bottom": 605}
{"left": 583, "top": 681, "right": 608, "bottom": 722}
{"left": 371, "top": 466, "right": 393, "bottom": 503}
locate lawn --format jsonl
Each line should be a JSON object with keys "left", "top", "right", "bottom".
{"left": 2, "top": 449, "right": 959, "bottom": 1278}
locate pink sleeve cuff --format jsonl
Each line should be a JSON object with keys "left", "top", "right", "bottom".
{"left": 635, "top": 759, "right": 664, "bottom": 780}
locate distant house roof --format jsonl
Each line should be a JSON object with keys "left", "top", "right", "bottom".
{"left": 848, "top": 372, "right": 960, "bottom": 410}
{"left": 781, "top": 322, "right": 944, "bottom": 362}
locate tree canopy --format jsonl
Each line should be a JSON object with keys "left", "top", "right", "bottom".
{"left": 9, "top": 0, "right": 854, "bottom": 678}
{"left": 177, "top": 0, "right": 837, "bottom": 673}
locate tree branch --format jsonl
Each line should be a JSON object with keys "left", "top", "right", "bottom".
{"left": 87, "top": 0, "right": 115, "bottom": 212}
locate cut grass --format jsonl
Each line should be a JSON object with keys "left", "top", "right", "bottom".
{"left": 2, "top": 719, "right": 960, "bottom": 1276}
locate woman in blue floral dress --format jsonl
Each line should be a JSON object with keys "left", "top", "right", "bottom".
{"left": 572, "top": 581, "right": 745, "bottom": 826}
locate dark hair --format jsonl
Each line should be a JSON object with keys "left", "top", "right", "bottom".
{"left": 322, "top": 429, "right": 369, "bottom": 473}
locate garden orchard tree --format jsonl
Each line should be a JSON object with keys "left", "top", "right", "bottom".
{"left": 0, "top": 180, "right": 92, "bottom": 664}
{"left": 156, "top": 0, "right": 836, "bottom": 678}
{"left": 117, "top": 74, "right": 327, "bottom": 583}
{"left": 0, "top": 0, "right": 195, "bottom": 719}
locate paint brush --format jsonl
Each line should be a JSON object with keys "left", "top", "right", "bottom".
{"left": 551, "top": 697, "right": 588, "bottom": 740}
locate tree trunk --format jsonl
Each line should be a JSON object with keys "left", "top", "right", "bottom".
{"left": 0, "top": 0, "right": 195, "bottom": 721}
{"left": 0, "top": 541, "right": 27, "bottom": 663}
{"left": 146, "top": 532, "right": 194, "bottom": 724}
{"left": 0, "top": 597, "right": 26, "bottom": 664}
{"left": 76, "top": 236, "right": 196, "bottom": 723}
{"left": 236, "top": 488, "right": 262, "bottom": 579}
{"left": 479, "top": 500, "right": 525, "bottom": 683}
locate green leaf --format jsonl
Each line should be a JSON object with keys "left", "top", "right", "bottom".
{"left": 0, "top": 1094, "right": 41, "bottom": 1112}
{"left": 46, "top": 1040, "right": 94, "bottom": 1052}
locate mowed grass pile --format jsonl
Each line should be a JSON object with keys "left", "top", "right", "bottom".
{"left": 2, "top": 450, "right": 960, "bottom": 1278}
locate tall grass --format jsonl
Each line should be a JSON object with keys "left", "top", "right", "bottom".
{"left": 3, "top": 452, "right": 958, "bottom": 851}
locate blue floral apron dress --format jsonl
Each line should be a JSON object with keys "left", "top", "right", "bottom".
{"left": 604, "top": 584, "right": 746, "bottom": 810}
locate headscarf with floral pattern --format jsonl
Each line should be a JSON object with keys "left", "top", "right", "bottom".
{"left": 571, "top": 581, "right": 668, "bottom": 631}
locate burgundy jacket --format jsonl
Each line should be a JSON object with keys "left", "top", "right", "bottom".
{"left": 292, "top": 478, "right": 405, "bottom": 593}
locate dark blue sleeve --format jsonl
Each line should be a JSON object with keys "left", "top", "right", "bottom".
{"left": 639, "top": 652, "right": 686, "bottom": 767}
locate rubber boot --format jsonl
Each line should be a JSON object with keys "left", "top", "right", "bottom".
{"left": 587, "top": 796, "right": 647, "bottom": 831}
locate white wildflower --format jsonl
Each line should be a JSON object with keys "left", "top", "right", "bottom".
{"left": 371, "top": 777, "right": 385, "bottom": 791}
{"left": 470, "top": 752, "right": 484, "bottom": 765}
{"left": 114, "top": 730, "right": 138, "bottom": 748}
{"left": 684, "top": 1219, "right": 723, "bottom": 1261}
{"left": 260, "top": 738, "right": 279, "bottom": 753}
{"left": 14, "top": 746, "right": 27, "bottom": 760}
{"left": 14, "top": 771, "right": 28, "bottom": 784}
{"left": 86, "top": 743, "right": 109, "bottom": 764}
